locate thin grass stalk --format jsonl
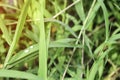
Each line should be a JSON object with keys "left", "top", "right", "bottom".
{"left": 62, "top": 0, "right": 97, "bottom": 79}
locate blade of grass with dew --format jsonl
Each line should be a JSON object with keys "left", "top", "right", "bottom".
{"left": 98, "top": 0, "right": 110, "bottom": 41}
{"left": 0, "top": 16, "right": 12, "bottom": 45}
{"left": 36, "top": 0, "right": 47, "bottom": 80}
{"left": 7, "top": 39, "right": 82, "bottom": 68}
{"left": 0, "top": 69, "right": 40, "bottom": 80}
{"left": 3, "top": 0, "right": 31, "bottom": 68}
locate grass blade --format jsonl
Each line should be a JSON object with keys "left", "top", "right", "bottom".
{"left": 4, "top": 0, "right": 31, "bottom": 68}
{"left": 45, "top": 18, "right": 78, "bottom": 38}
{"left": 0, "top": 16, "right": 12, "bottom": 45}
{"left": 0, "top": 69, "right": 40, "bottom": 80}
{"left": 98, "top": 0, "right": 110, "bottom": 41}
{"left": 7, "top": 38, "right": 82, "bottom": 68}
{"left": 87, "top": 47, "right": 113, "bottom": 80}
{"left": 74, "top": 0, "right": 85, "bottom": 21}
{"left": 37, "top": 0, "right": 47, "bottom": 80}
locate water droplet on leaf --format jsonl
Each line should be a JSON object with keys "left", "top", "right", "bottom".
{"left": 24, "top": 49, "right": 29, "bottom": 53}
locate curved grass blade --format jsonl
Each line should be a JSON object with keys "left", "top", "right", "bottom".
{"left": 98, "top": 0, "right": 110, "bottom": 41}
{"left": 45, "top": 18, "right": 78, "bottom": 38}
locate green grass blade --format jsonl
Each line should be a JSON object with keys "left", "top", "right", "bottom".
{"left": 74, "top": 0, "right": 85, "bottom": 21}
{"left": 88, "top": 47, "right": 113, "bottom": 80}
{"left": 0, "top": 69, "right": 40, "bottom": 80}
{"left": 49, "top": 42, "right": 82, "bottom": 48}
{"left": 98, "top": 0, "right": 109, "bottom": 41}
{"left": 0, "top": 16, "right": 12, "bottom": 45}
{"left": 87, "top": 60, "right": 100, "bottom": 80}
{"left": 37, "top": 0, "right": 47, "bottom": 80}
{"left": 108, "top": 34, "right": 120, "bottom": 44}
{"left": 86, "top": 1, "right": 100, "bottom": 29}
{"left": 3, "top": 0, "right": 31, "bottom": 68}
{"left": 7, "top": 38, "right": 82, "bottom": 68}
{"left": 46, "top": 18, "right": 77, "bottom": 38}
{"left": 0, "top": 3, "right": 19, "bottom": 10}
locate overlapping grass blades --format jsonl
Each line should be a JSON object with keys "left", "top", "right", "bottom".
{"left": 37, "top": 0, "right": 47, "bottom": 80}
{"left": 4, "top": 0, "right": 31, "bottom": 68}
{"left": 0, "top": 16, "right": 12, "bottom": 45}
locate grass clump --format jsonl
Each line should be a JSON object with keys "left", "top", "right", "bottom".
{"left": 0, "top": 0, "right": 120, "bottom": 80}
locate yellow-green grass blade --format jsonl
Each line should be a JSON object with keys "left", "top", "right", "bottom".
{"left": 36, "top": 0, "right": 47, "bottom": 80}
{"left": 0, "top": 16, "right": 12, "bottom": 45}
{"left": 4, "top": 0, "right": 31, "bottom": 68}
{"left": 0, "top": 3, "right": 19, "bottom": 10}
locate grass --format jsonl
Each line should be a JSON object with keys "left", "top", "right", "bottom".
{"left": 0, "top": 0, "right": 120, "bottom": 80}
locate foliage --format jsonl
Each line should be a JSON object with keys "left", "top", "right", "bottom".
{"left": 0, "top": 0, "right": 120, "bottom": 80}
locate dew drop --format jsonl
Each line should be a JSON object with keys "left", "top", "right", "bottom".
{"left": 24, "top": 49, "right": 29, "bottom": 53}
{"left": 30, "top": 46, "right": 33, "bottom": 49}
